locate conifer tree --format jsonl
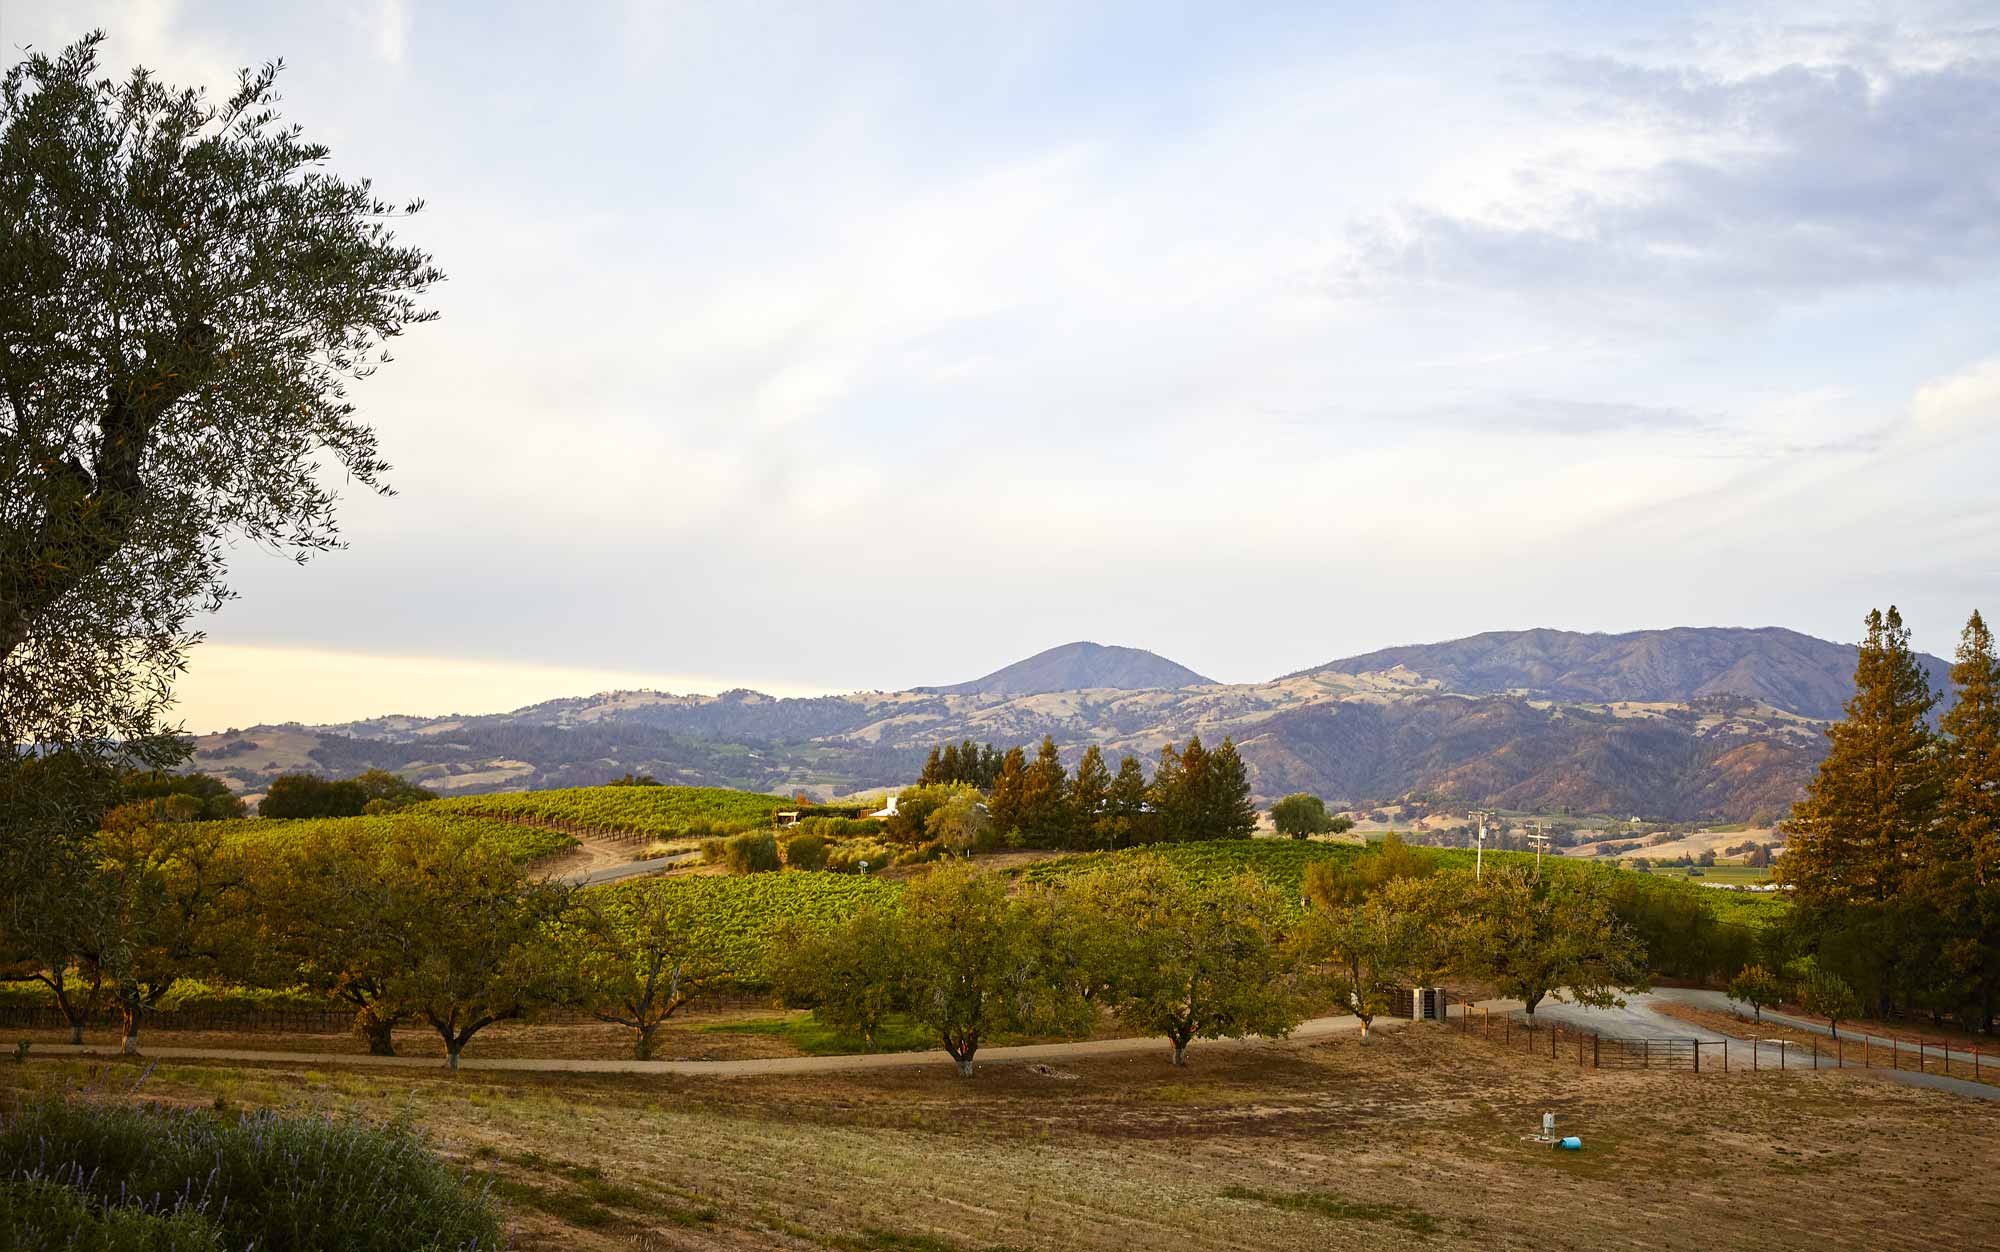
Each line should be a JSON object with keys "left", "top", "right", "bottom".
{"left": 986, "top": 746, "right": 1030, "bottom": 840}
{"left": 1018, "top": 735, "right": 1072, "bottom": 848}
{"left": 939, "top": 741, "right": 964, "bottom": 785}
{"left": 1069, "top": 746, "right": 1112, "bottom": 847}
{"left": 1939, "top": 610, "right": 2000, "bottom": 1031}
{"left": 1781, "top": 606, "right": 1943, "bottom": 1013}
{"left": 1108, "top": 753, "right": 1153, "bottom": 846}
{"left": 1206, "top": 737, "right": 1258, "bottom": 839}
{"left": 918, "top": 746, "right": 944, "bottom": 786}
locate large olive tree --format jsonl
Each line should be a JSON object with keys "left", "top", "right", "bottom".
{"left": 0, "top": 29, "right": 439, "bottom": 1015}
{"left": 0, "top": 31, "right": 440, "bottom": 759}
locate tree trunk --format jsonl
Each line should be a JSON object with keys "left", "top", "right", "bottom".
{"left": 446, "top": 1043, "right": 462, "bottom": 1071}
{"left": 119, "top": 1004, "right": 141, "bottom": 1055}
{"left": 634, "top": 1026, "right": 656, "bottom": 1061}
{"left": 1171, "top": 1039, "right": 1189, "bottom": 1067}
{"left": 955, "top": 1055, "right": 974, "bottom": 1078}
{"left": 69, "top": 1022, "right": 84, "bottom": 1046}
{"left": 1358, "top": 1016, "right": 1372, "bottom": 1044}
{"left": 357, "top": 1012, "right": 396, "bottom": 1057}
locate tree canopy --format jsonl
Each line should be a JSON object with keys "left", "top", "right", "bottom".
{"left": 0, "top": 33, "right": 439, "bottom": 765}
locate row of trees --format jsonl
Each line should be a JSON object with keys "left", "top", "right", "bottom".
{"left": 775, "top": 840, "right": 1650, "bottom": 1074}
{"left": 1781, "top": 608, "right": 2000, "bottom": 1031}
{"left": 900, "top": 734, "right": 1258, "bottom": 850}
{"left": 259, "top": 769, "right": 437, "bottom": 818}
{"left": 4, "top": 793, "right": 1654, "bottom": 1072}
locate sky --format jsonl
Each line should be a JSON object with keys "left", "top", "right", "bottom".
{"left": 8, "top": 0, "right": 2000, "bottom": 732}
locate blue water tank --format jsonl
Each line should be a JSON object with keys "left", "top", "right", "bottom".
{"left": 1556, "top": 1136, "right": 1583, "bottom": 1151}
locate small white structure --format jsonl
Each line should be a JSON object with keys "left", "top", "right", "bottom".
{"left": 868, "top": 793, "right": 900, "bottom": 819}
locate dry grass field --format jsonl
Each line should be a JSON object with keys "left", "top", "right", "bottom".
{"left": 8, "top": 1024, "right": 1995, "bottom": 1251}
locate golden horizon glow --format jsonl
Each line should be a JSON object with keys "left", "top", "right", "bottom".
{"left": 168, "top": 642, "right": 834, "bottom": 735}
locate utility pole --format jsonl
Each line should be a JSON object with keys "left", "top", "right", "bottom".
{"left": 1471, "top": 809, "right": 1490, "bottom": 881}
{"left": 1526, "top": 821, "right": 1551, "bottom": 873}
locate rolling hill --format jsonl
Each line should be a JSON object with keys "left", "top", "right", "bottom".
{"left": 918, "top": 641, "right": 1216, "bottom": 697}
{"left": 189, "top": 627, "right": 1951, "bottom": 822}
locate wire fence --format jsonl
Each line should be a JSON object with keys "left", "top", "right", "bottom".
{"left": 1453, "top": 1004, "right": 1996, "bottom": 1085}
{"left": 0, "top": 991, "right": 778, "bottom": 1038}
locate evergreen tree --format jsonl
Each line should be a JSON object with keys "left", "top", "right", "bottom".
{"left": 1018, "top": 736, "right": 1072, "bottom": 848}
{"left": 986, "top": 746, "right": 1030, "bottom": 840}
{"left": 1069, "top": 746, "right": 1112, "bottom": 847}
{"left": 1206, "top": 737, "right": 1258, "bottom": 839}
{"left": 1781, "top": 606, "right": 1943, "bottom": 1014}
{"left": 1939, "top": 610, "right": 2000, "bottom": 1031}
{"left": 976, "top": 743, "right": 1003, "bottom": 790}
{"left": 1108, "top": 753, "right": 1153, "bottom": 846}
{"left": 1151, "top": 736, "right": 1214, "bottom": 841}
{"left": 918, "top": 747, "right": 944, "bottom": 786}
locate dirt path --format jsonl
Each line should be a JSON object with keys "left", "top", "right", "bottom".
{"left": 535, "top": 833, "right": 696, "bottom": 886}
{"left": 27, "top": 1008, "right": 1417, "bottom": 1075}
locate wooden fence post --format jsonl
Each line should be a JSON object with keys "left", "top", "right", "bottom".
{"left": 1723, "top": 1039, "right": 1728, "bottom": 1073}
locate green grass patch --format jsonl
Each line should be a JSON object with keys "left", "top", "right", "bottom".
{"left": 704, "top": 1011, "right": 934, "bottom": 1056}
{"left": 1222, "top": 1185, "right": 1438, "bottom": 1234}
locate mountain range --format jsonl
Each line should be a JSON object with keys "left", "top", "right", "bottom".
{"left": 188, "top": 628, "right": 1953, "bottom": 822}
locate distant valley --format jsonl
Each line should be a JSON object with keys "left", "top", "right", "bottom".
{"left": 190, "top": 628, "right": 1951, "bottom": 822}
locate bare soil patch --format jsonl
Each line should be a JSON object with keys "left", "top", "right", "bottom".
{"left": 10, "top": 1024, "right": 1996, "bottom": 1251}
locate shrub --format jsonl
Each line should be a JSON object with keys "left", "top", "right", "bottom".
{"left": 0, "top": 1179, "right": 224, "bottom": 1251}
{"left": 781, "top": 831, "right": 828, "bottom": 871}
{"left": 826, "top": 840, "right": 893, "bottom": 874}
{"left": 722, "top": 831, "right": 781, "bottom": 874}
{"left": 894, "top": 838, "right": 947, "bottom": 867}
{"left": 0, "top": 1098, "right": 504, "bottom": 1251}
{"left": 700, "top": 837, "right": 728, "bottom": 866}
{"left": 684, "top": 818, "right": 717, "bottom": 841}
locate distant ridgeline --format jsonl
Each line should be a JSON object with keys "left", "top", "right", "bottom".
{"left": 189, "top": 625, "right": 1960, "bottom": 822}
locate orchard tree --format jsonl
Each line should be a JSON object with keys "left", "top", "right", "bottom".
{"left": 0, "top": 34, "right": 440, "bottom": 768}
{"left": 1469, "top": 866, "right": 1648, "bottom": 1021}
{"left": 93, "top": 813, "right": 252, "bottom": 1053}
{"left": 249, "top": 821, "right": 408, "bottom": 1054}
{"left": 368, "top": 830, "right": 572, "bottom": 1069}
{"left": 570, "top": 881, "right": 739, "bottom": 1060}
{"left": 898, "top": 862, "right": 1087, "bottom": 1076}
{"left": 1797, "top": 966, "right": 1863, "bottom": 1039}
{"left": 1291, "top": 895, "right": 1403, "bottom": 1041}
{"left": 1728, "top": 964, "right": 1785, "bottom": 1023}
{"left": 1078, "top": 856, "right": 1301, "bottom": 1065}
{"left": 769, "top": 905, "right": 906, "bottom": 1050}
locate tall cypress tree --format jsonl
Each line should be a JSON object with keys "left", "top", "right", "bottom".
{"left": 1781, "top": 606, "right": 1942, "bottom": 1012}
{"left": 918, "top": 746, "right": 944, "bottom": 786}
